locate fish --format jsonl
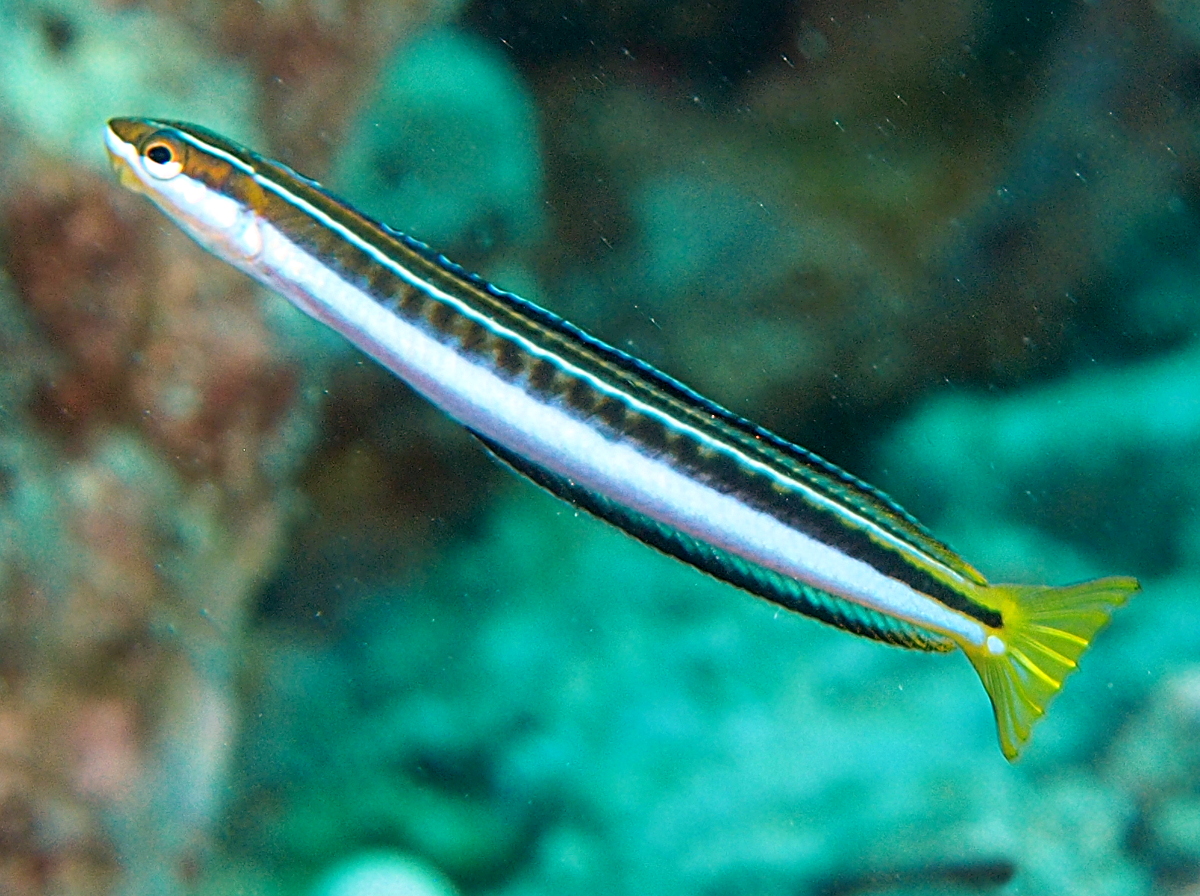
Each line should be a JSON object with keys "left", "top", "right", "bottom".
{"left": 103, "top": 117, "right": 1139, "bottom": 760}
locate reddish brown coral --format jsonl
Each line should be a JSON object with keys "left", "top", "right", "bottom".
{"left": 5, "top": 169, "right": 146, "bottom": 441}
{"left": 0, "top": 163, "right": 304, "bottom": 892}
{"left": 215, "top": 0, "right": 434, "bottom": 174}
{"left": 5, "top": 166, "right": 301, "bottom": 486}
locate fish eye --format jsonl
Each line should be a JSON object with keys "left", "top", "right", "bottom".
{"left": 142, "top": 138, "right": 184, "bottom": 180}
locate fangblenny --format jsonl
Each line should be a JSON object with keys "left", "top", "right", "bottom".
{"left": 104, "top": 117, "right": 1139, "bottom": 760}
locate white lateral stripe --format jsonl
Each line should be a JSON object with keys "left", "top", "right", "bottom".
{"left": 252, "top": 217, "right": 985, "bottom": 646}
{"left": 199, "top": 137, "right": 961, "bottom": 585}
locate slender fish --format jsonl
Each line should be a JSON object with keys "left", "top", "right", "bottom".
{"left": 104, "top": 117, "right": 1138, "bottom": 760}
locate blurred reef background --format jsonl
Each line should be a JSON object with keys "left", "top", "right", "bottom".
{"left": 0, "top": 0, "right": 1198, "bottom": 893}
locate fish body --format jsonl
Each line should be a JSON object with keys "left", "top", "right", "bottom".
{"left": 104, "top": 117, "right": 1139, "bottom": 759}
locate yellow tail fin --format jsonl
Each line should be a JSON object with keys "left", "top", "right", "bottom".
{"left": 964, "top": 576, "right": 1140, "bottom": 761}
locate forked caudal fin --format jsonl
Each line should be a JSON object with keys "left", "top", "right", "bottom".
{"left": 963, "top": 576, "right": 1140, "bottom": 761}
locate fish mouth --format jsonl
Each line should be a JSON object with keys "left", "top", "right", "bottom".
{"left": 103, "top": 119, "right": 148, "bottom": 194}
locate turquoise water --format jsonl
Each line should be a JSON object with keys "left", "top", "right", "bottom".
{"left": 0, "top": 1, "right": 1196, "bottom": 894}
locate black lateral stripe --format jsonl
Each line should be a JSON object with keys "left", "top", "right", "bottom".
{"left": 173, "top": 120, "right": 1000, "bottom": 630}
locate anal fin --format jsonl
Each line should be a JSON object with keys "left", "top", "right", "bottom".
{"left": 470, "top": 430, "right": 955, "bottom": 652}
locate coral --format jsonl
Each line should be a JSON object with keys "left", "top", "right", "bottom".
{"left": 214, "top": 0, "right": 469, "bottom": 175}
{"left": 0, "top": 0, "right": 484, "bottom": 890}
{"left": 877, "top": 341, "right": 1200, "bottom": 585}
{"left": 0, "top": 114, "right": 314, "bottom": 896}
{"left": 0, "top": 0, "right": 443, "bottom": 892}
{"left": 332, "top": 27, "right": 546, "bottom": 256}
{"left": 1106, "top": 665, "right": 1200, "bottom": 892}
